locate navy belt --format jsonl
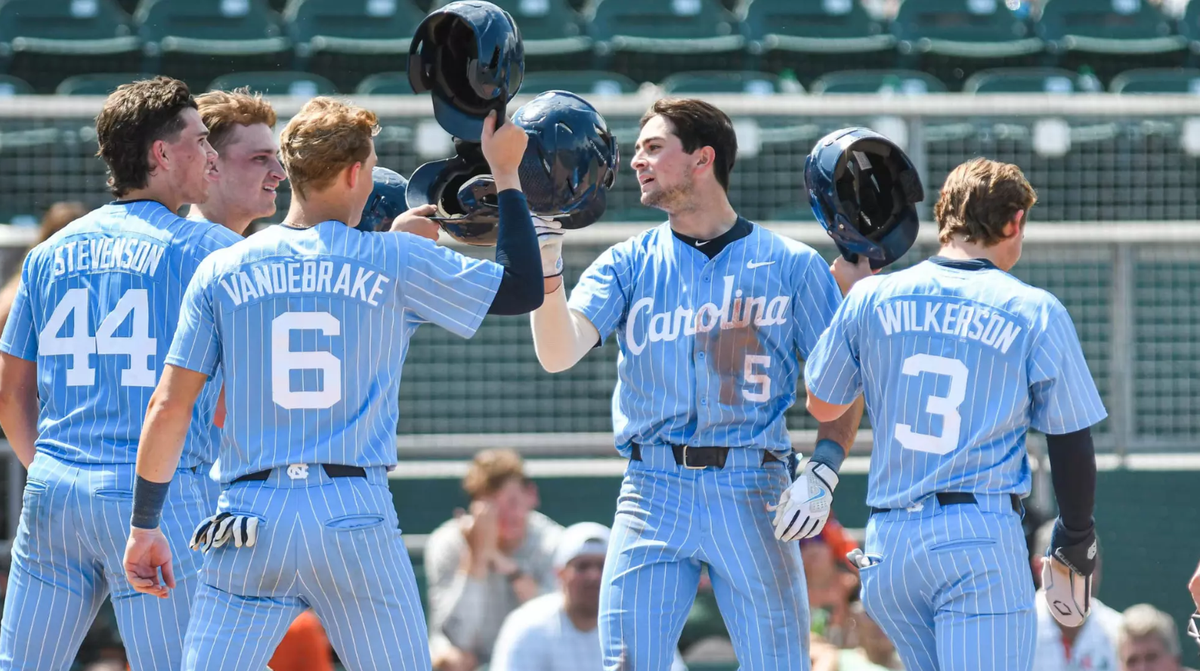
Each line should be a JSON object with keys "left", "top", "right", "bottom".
{"left": 630, "top": 443, "right": 781, "bottom": 469}
{"left": 232, "top": 464, "right": 366, "bottom": 484}
{"left": 871, "top": 492, "right": 1022, "bottom": 516}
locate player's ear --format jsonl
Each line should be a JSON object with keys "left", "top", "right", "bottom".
{"left": 148, "top": 139, "right": 169, "bottom": 173}
{"left": 346, "top": 161, "right": 363, "bottom": 191}
{"left": 1003, "top": 210, "right": 1024, "bottom": 240}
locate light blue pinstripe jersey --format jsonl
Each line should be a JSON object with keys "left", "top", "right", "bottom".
{"left": 569, "top": 220, "right": 842, "bottom": 456}
{"left": 805, "top": 257, "right": 1107, "bottom": 510}
{"left": 0, "top": 200, "right": 241, "bottom": 467}
{"left": 166, "top": 222, "right": 503, "bottom": 482}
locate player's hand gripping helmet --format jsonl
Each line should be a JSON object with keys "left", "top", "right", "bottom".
{"left": 408, "top": 0, "right": 524, "bottom": 142}
{"left": 407, "top": 140, "right": 501, "bottom": 246}
{"left": 407, "top": 91, "right": 619, "bottom": 245}
{"left": 513, "top": 90, "right": 618, "bottom": 230}
{"left": 357, "top": 166, "right": 409, "bottom": 232}
{"left": 804, "top": 127, "right": 924, "bottom": 269}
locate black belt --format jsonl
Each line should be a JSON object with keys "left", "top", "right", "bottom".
{"left": 871, "top": 492, "right": 1022, "bottom": 516}
{"left": 630, "top": 443, "right": 781, "bottom": 469}
{"left": 232, "top": 464, "right": 366, "bottom": 484}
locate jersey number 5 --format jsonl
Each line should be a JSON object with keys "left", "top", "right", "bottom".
{"left": 41, "top": 288, "right": 156, "bottom": 387}
{"left": 895, "top": 353, "right": 969, "bottom": 455}
{"left": 271, "top": 311, "right": 341, "bottom": 410}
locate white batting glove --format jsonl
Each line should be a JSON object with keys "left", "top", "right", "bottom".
{"left": 535, "top": 216, "right": 564, "bottom": 278}
{"left": 189, "top": 512, "right": 259, "bottom": 553}
{"left": 771, "top": 460, "right": 839, "bottom": 541}
{"left": 1042, "top": 556, "right": 1092, "bottom": 627}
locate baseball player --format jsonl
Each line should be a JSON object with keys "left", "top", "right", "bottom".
{"left": 121, "top": 99, "right": 542, "bottom": 670}
{"left": 804, "top": 156, "right": 1105, "bottom": 671}
{"left": 529, "top": 98, "right": 868, "bottom": 671}
{"left": 0, "top": 76, "right": 241, "bottom": 670}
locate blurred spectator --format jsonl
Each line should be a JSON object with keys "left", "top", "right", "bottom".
{"left": 81, "top": 662, "right": 126, "bottom": 671}
{"left": 268, "top": 610, "right": 334, "bottom": 671}
{"left": 1031, "top": 520, "right": 1121, "bottom": 670}
{"left": 0, "top": 201, "right": 86, "bottom": 334}
{"left": 810, "top": 603, "right": 901, "bottom": 671}
{"left": 802, "top": 515, "right": 861, "bottom": 648}
{"left": 1118, "top": 604, "right": 1198, "bottom": 671}
{"left": 490, "top": 522, "right": 688, "bottom": 671}
{"left": 425, "top": 449, "right": 564, "bottom": 671}
{"left": 1190, "top": 557, "right": 1200, "bottom": 611}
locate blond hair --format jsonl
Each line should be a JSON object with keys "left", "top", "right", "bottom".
{"left": 934, "top": 158, "right": 1037, "bottom": 246}
{"left": 462, "top": 449, "right": 529, "bottom": 500}
{"left": 196, "top": 88, "right": 277, "bottom": 152}
{"left": 279, "top": 97, "right": 379, "bottom": 198}
{"left": 1118, "top": 604, "right": 1181, "bottom": 660}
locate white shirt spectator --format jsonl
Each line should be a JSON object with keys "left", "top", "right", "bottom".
{"left": 1034, "top": 588, "right": 1122, "bottom": 671}
{"left": 490, "top": 592, "right": 688, "bottom": 671}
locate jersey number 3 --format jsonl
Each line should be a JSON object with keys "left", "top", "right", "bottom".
{"left": 271, "top": 311, "right": 341, "bottom": 410}
{"left": 895, "top": 353, "right": 969, "bottom": 455}
{"left": 41, "top": 288, "right": 156, "bottom": 387}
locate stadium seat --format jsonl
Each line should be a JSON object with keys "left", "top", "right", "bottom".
{"left": 208, "top": 70, "right": 338, "bottom": 96}
{"left": 891, "top": 0, "right": 1044, "bottom": 90}
{"left": 355, "top": 71, "right": 415, "bottom": 95}
{"left": 0, "top": 0, "right": 143, "bottom": 93}
{"left": 135, "top": 0, "right": 292, "bottom": 93}
{"left": 1110, "top": 67, "right": 1200, "bottom": 93}
{"left": 284, "top": 0, "right": 425, "bottom": 93}
{"left": 1036, "top": 0, "right": 1188, "bottom": 87}
{"left": 963, "top": 67, "right": 1103, "bottom": 94}
{"left": 431, "top": 0, "right": 592, "bottom": 72}
{"left": 660, "top": 70, "right": 801, "bottom": 95}
{"left": 743, "top": 0, "right": 896, "bottom": 88}
{"left": 518, "top": 70, "right": 640, "bottom": 96}
{"left": 809, "top": 69, "right": 948, "bottom": 94}
{"left": 55, "top": 72, "right": 158, "bottom": 95}
{"left": 589, "top": 0, "right": 745, "bottom": 85}
{"left": 0, "top": 75, "right": 34, "bottom": 96}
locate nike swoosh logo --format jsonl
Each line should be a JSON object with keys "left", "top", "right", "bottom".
{"left": 747, "top": 261, "right": 775, "bottom": 269}
{"left": 695, "top": 240, "right": 711, "bottom": 247}
{"left": 803, "top": 488, "right": 827, "bottom": 504}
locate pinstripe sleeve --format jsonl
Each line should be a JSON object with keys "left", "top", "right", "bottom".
{"left": 0, "top": 251, "right": 40, "bottom": 361}
{"left": 567, "top": 241, "right": 633, "bottom": 343}
{"left": 804, "top": 287, "right": 864, "bottom": 406}
{"left": 1028, "top": 301, "right": 1107, "bottom": 434}
{"left": 793, "top": 250, "right": 842, "bottom": 359}
{"left": 399, "top": 235, "right": 503, "bottom": 340}
{"left": 165, "top": 259, "right": 221, "bottom": 377}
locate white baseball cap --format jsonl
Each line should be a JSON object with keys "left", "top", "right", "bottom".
{"left": 553, "top": 522, "right": 611, "bottom": 569}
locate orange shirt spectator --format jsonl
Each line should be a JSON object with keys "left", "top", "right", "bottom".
{"left": 268, "top": 610, "right": 334, "bottom": 671}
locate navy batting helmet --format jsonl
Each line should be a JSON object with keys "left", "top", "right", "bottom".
{"left": 357, "top": 166, "right": 409, "bottom": 232}
{"left": 408, "top": 0, "right": 524, "bottom": 142}
{"left": 805, "top": 127, "right": 924, "bottom": 269}
{"left": 407, "top": 141, "right": 500, "bottom": 246}
{"left": 512, "top": 90, "right": 618, "bottom": 230}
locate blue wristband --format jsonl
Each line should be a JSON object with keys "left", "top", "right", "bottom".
{"left": 810, "top": 439, "right": 846, "bottom": 474}
{"left": 131, "top": 475, "right": 171, "bottom": 530}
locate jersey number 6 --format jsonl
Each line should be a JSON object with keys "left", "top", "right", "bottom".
{"left": 895, "top": 353, "right": 969, "bottom": 456}
{"left": 271, "top": 311, "right": 342, "bottom": 410}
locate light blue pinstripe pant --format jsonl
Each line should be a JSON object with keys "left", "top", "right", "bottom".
{"left": 858, "top": 494, "right": 1036, "bottom": 671}
{"left": 0, "top": 452, "right": 212, "bottom": 671}
{"left": 182, "top": 465, "right": 430, "bottom": 671}
{"left": 599, "top": 446, "right": 810, "bottom": 671}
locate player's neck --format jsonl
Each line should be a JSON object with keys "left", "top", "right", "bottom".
{"left": 666, "top": 194, "right": 738, "bottom": 241}
{"left": 120, "top": 183, "right": 185, "bottom": 215}
{"left": 283, "top": 192, "right": 352, "bottom": 229}
{"left": 937, "top": 238, "right": 1001, "bottom": 266}
{"left": 189, "top": 202, "right": 252, "bottom": 235}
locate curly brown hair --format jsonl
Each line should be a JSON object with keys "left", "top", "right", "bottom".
{"left": 95, "top": 76, "right": 197, "bottom": 198}
{"left": 462, "top": 449, "right": 529, "bottom": 500}
{"left": 279, "top": 97, "right": 379, "bottom": 198}
{"left": 196, "top": 87, "right": 277, "bottom": 152}
{"left": 934, "top": 158, "right": 1037, "bottom": 246}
